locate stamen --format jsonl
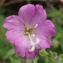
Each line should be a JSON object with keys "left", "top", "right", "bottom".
{"left": 35, "top": 24, "right": 38, "bottom": 28}
{"left": 32, "top": 34, "right": 35, "bottom": 37}
{"left": 27, "top": 32, "right": 34, "bottom": 45}
{"left": 35, "top": 38, "right": 40, "bottom": 44}
{"left": 29, "top": 41, "right": 35, "bottom": 46}
{"left": 26, "top": 32, "right": 40, "bottom": 52}
{"left": 27, "top": 27, "right": 29, "bottom": 30}
{"left": 34, "top": 38, "right": 40, "bottom": 49}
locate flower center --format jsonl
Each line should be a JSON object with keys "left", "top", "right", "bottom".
{"left": 24, "top": 24, "right": 38, "bottom": 35}
{"left": 24, "top": 27, "right": 33, "bottom": 35}
{"left": 23, "top": 24, "right": 40, "bottom": 52}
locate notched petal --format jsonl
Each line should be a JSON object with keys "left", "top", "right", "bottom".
{"left": 3, "top": 15, "right": 24, "bottom": 30}
{"left": 18, "top": 4, "right": 35, "bottom": 25}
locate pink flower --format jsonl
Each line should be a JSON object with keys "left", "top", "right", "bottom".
{"left": 3, "top": 4, "right": 55, "bottom": 59}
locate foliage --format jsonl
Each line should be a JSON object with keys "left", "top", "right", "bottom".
{"left": 0, "top": 1, "right": 63, "bottom": 63}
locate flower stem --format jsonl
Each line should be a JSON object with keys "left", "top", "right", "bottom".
{"left": 26, "top": 58, "right": 32, "bottom": 63}
{"left": 21, "top": 58, "right": 25, "bottom": 63}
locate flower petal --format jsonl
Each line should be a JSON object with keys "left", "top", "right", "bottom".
{"left": 35, "top": 34, "right": 52, "bottom": 49}
{"left": 18, "top": 4, "right": 35, "bottom": 25}
{"left": 34, "top": 20, "right": 56, "bottom": 37}
{"left": 14, "top": 36, "right": 31, "bottom": 57}
{"left": 6, "top": 30, "right": 22, "bottom": 44}
{"left": 30, "top": 4, "right": 47, "bottom": 26}
{"left": 3, "top": 15, "right": 24, "bottom": 31}
{"left": 26, "top": 48, "right": 39, "bottom": 59}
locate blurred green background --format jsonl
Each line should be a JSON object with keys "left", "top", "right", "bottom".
{"left": 0, "top": 0, "right": 63, "bottom": 63}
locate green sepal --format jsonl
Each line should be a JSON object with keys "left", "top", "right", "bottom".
{"left": 39, "top": 49, "right": 48, "bottom": 56}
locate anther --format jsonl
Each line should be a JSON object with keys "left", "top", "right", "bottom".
{"left": 35, "top": 24, "right": 38, "bottom": 28}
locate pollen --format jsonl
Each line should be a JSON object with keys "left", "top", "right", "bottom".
{"left": 24, "top": 26, "right": 33, "bottom": 35}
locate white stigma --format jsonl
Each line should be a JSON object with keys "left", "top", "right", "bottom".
{"left": 27, "top": 32, "right": 40, "bottom": 52}
{"left": 29, "top": 46, "right": 35, "bottom": 52}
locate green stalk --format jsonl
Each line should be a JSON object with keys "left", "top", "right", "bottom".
{"left": 26, "top": 58, "right": 32, "bottom": 63}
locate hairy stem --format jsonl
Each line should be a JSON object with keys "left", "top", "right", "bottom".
{"left": 26, "top": 58, "right": 32, "bottom": 63}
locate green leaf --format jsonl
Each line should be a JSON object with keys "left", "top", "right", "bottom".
{"left": 4, "top": 48, "right": 15, "bottom": 59}
{"left": 0, "top": 8, "right": 6, "bottom": 14}
{"left": 39, "top": 49, "right": 48, "bottom": 56}
{"left": 10, "top": 57, "right": 20, "bottom": 63}
{"left": 33, "top": 57, "right": 39, "bottom": 63}
{"left": 0, "top": 15, "right": 4, "bottom": 24}
{"left": 52, "top": 39, "right": 59, "bottom": 48}
{"left": 59, "top": 54, "right": 63, "bottom": 58}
